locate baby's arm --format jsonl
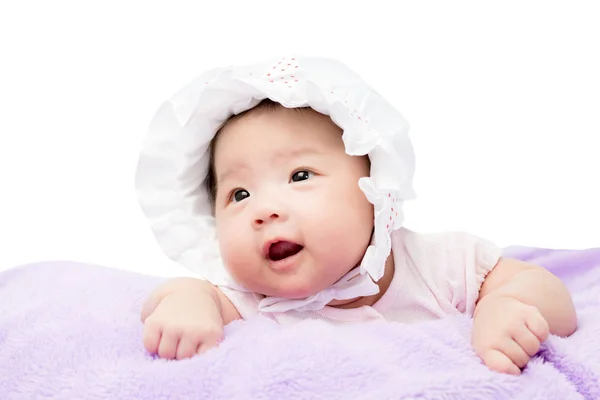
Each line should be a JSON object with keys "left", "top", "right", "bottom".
{"left": 141, "top": 278, "right": 241, "bottom": 360}
{"left": 478, "top": 258, "right": 577, "bottom": 336}
{"left": 472, "top": 258, "right": 577, "bottom": 374}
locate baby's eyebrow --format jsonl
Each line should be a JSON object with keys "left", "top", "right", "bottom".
{"left": 273, "top": 146, "right": 324, "bottom": 161}
{"left": 216, "top": 146, "right": 324, "bottom": 185}
{"left": 217, "top": 163, "right": 249, "bottom": 186}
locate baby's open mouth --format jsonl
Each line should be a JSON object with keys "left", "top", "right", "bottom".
{"left": 267, "top": 241, "right": 304, "bottom": 261}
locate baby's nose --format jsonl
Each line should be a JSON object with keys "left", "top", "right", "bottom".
{"left": 254, "top": 212, "right": 280, "bottom": 226}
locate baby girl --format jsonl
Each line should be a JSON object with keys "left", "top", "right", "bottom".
{"left": 135, "top": 57, "right": 576, "bottom": 375}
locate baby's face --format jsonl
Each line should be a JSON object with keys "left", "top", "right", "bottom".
{"left": 213, "top": 106, "right": 373, "bottom": 299}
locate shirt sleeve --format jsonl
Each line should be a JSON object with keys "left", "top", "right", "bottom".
{"left": 399, "top": 229, "right": 502, "bottom": 317}
{"left": 217, "top": 286, "right": 262, "bottom": 320}
{"left": 439, "top": 231, "right": 502, "bottom": 316}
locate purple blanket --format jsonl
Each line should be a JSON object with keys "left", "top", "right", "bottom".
{"left": 1, "top": 247, "right": 599, "bottom": 400}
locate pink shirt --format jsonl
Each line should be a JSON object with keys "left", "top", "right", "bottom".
{"left": 219, "top": 228, "right": 502, "bottom": 325}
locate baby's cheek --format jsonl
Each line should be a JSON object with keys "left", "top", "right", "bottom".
{"left": 216, "top": 225, "right": 253, "bottom": 278}
{"left": 313, "top": 197, "right": 372, "bottom": 274}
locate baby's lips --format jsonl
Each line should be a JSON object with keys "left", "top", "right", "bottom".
{"left": 262, "top": 240, "right": 276, "bottom": 258}
{"left": 262, "top": 238, "right": 302, "bottom": 260}
{"left": 262, "top": 238, "right": 285, "bottom": 257}
{"left": 268, "top": 242, "right": 303, "bottom": 261}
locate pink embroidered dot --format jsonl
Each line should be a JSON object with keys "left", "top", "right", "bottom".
{"left": 295, "top": 66, "right": 298, "bottom": 68}
{"left": 386, "top": 224, "right": 389, "bottom": 229}
{"left": 270, "top": 80, "right": 274, "bottom": 83}
{"left": 284, "top": 81, "right": 288, "bottom": 84}
{"left": 281, "top": 69, "right": 285, "bottom": 71}
{"left": 291, "top": 58, "right": 295, "bottom": 60}
{"left": 388, "top": 193, "right": 391, "bottom": 197}
{"left": 273, "top": 67, "right": 276, "bottom": 69}
{"left": 358, "top": 117, "right": 362, "bottom": 120}
{"left": 267, "top": 73, "right": 271, "bottom": 76}
{"left": 391, "top": 207, "right": 394, "bottom": 212}
{"left": 390, "top": 216, "right": 392, "bottom": 220}
{"left": 396, "top": 212, "right": 398, "bottom": 216}
{"left": 287, "top": 63, "right": 291, "bottom": 66}
{"left": 295, "top": 80, "right": 298, "bottom": 82}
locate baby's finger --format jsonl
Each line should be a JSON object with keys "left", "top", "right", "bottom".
{"left": 197, "top": 342, "right": 209, "bottom": 354}
{"left": 196, "top": 335, "right": 223, "bottom": 355}
{"left": 499, "top": 339, "right": 530, "bottom": 369}
{"left": 196, "top": 325, "right": 224, "bottom": 355}
{"left": 176, "top": 336, "right": 199, "bottom": 360}
{"left": 513, "top": 327, "right": 542, "bottom": 357}
{"left": 157, "top": 330, "right": 179, "bottom": 360}
{"left": 526, "top": 312, "right": 550, "bottom": 343}
{"left": 481, "top": 349, "right": 521, "bottom": 375}
{"left": 142, "top": 324, "right": 161, "bottom": 354}
{"left": 140, "top": 294, "right": 162, "bottom": 323}
{"left": 197, "top": 342, "right": 218, "bottom": 354}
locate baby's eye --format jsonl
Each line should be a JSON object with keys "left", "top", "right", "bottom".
{"left": 290, "top": 170, "right": 313, "bottom": 183}
{"left": 231, "top": 189, "right": 250, "bottom": 203}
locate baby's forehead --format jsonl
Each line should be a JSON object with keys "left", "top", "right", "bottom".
{"left": 222, "top": 104, "right": 314, "bottom": 131}
{"left": 216, "top": 106, "right": 342, "bottom": 150}
{"left": 212, "top": 111, "right": 346, "bottom": 177}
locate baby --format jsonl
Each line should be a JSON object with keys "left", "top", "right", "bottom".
{"left": 136, "top": 57, "right": 576, "bottom": 376}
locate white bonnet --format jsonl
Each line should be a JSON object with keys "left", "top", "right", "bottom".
{"left": 134, "top": 56, "right": 416, "bottom": 312}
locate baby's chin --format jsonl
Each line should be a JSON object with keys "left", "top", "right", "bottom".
{"left": 237, "top": 262, "right": 356, "bottom": 300}
{"left": 250, "top": 278, "right": 334, "bottom": 300}
{"left": 256, "top": 286, "right": 320, "bottom": 300}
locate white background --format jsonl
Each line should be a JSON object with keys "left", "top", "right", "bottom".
{"left": 1, "top": 1, "right": 599, "bottom": 277}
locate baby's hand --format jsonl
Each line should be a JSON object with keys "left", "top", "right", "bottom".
{"left": 471, "top": 294, "right": 549, "bottom": 375}
{"left": 141, "top": 280, "right": 225, "bottom": 360}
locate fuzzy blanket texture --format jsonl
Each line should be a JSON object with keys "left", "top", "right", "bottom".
{"left": 1, "top": 246, "right": 600, "bottom": 400}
